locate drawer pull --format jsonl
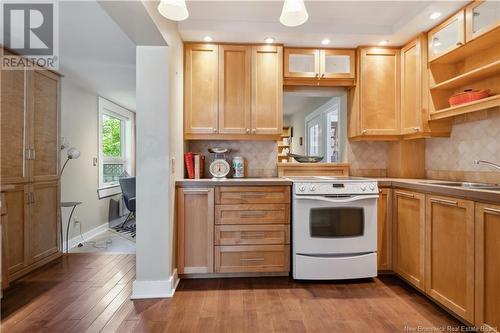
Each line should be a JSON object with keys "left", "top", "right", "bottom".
{"left": 240, "top": 232, "right": 266, "bottom": 239}
{"left": 484, "top": 207, "right": 500, "bottom": 215}
{"left": 241, "top": 193, "right": 266, "bottom": 198}
{"left": 239, "top": 257, "right": 265, "bottom": 263}
{"left": 183, "top": 189, "right": 210, "bottom": 193}
{"left": 395, "top": 191, "right": 414, "bottom": 198}
{"left": 239, "top": 211, "right": 267, "bottom": 218}
{"left": 430, "top": 198, "right": 458, "bottom": 206}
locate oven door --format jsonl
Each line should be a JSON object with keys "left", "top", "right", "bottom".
{"left": 293, "top": 194, "right": 377, "bottom": 255}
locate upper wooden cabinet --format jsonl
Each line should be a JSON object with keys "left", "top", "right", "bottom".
{"left": 252, "top": 45, "right": 283, "bottom": 135}
{"left": 466, "top": 0, "right": 500, "bottom": 42}
{"left": 425, "top": 195, "right": 475, "bottom": 323}
{"left": 184, "top": 44, "right": 219, "bottom": 135}
{"left": 184, "top": 44, "right": 283, "bottom": 140}
{"left": 284, "top": 48, "right": 355, "bottom": 86}
{"left": 359, "top": 47, "right": 401, "bottom": 137}
{"left": 428, "top": 10, "right": 465, "bottom": 62}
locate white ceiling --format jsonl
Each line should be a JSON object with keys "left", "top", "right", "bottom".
{"left": 178, "top": 1, "right": 467, "bottom": 47}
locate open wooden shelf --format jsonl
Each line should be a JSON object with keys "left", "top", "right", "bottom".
{"left": 430, "top": 95, "right": 500, "bottom": 120}
{"left": 431, "top": 60, "right": 500, "bottom": 90}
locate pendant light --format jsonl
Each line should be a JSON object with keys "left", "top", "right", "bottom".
{"left": 158, "top": 0, "right": 189, "bottom": 21}
{"left": 280, "top": 0, "right": 309, "bottom": 27}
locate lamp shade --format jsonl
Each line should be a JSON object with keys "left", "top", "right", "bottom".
{"left": 280, "top": 0, "right": 309, "bottom": 27}
{"left": 67, "top": 147, "right": 80, "bottom": 159}
{"left": 158, "top": 0, "right": 189, "bottom": 21}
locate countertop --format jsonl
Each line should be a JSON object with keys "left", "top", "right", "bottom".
{"left": 176, "top": 177, "right": 500, "bottom": 204}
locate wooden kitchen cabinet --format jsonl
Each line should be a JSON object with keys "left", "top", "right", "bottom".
{"left": 428, "top": 10, "right": 465, "bottom": 62}
{"left": 177, "top": 188, "right": 214, "bottom": 274}
{"left": 377, "top": 188, "right": 392, "bottom": 271}
{"left": 215, "top": 245, "right": 290, "bottom": 273}
{"left": 320, "top": 49, "right": 355, "bottom": 79}
{"left": 184, "top": 44, "right": 219, "bottom": 135}
{"left": 425, "top": 195, "right": 474, "bottom": 322}
{"left": 465, "top": 0, "right": 500, "bottom": 42}
{"left": 218, "top": 45, "right": 251, "bottom": 134}
{"left": 393, "top": 190, "right": 425, "bottom": 290}
{"left": 251, "top": 45, "right": 283, "bottom": 135}
{"left": 475, "top": 203, "right": 500, "bottom": 331}
{"left": 284, "top": 48, "right": 319, "bottom": 78}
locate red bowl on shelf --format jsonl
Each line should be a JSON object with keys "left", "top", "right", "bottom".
{"left": 449, "top": 89, "right": 490, "bottom": 106}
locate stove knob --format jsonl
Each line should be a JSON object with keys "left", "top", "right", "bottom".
{"left": 298, "top": 185, "right": 306, "bottom": 192}
{"left": 369, "top": 184, "right": 375, "bottom": 191}
{"left": 361, "top": 185, "right": 367, "bottom": 191}
{"left": 309, "top": 185, "right": 316, "bottom": 192}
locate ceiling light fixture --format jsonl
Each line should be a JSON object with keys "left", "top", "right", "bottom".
{"left": 157, "top": 0, "right": 189, "bottom": 21}
{"left": 280, "top": 0, "right": 309, "bottom": 27}
{"left": 264, "top": 37, "right": 275, "bottom": 44}
{"left": 430, "top": 12, "right": 442, "bottom": 20}
{"left": 378, "top": 40, "right": 389, "bottom": 46}
{"left": 321, "top": 38, "right": 331, "bottom": 45}
{"left": 203, "top": 36, "right": 213, "bottom": 42}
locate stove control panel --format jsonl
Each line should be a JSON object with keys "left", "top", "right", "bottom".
{"left": 294, "top": 181, "right": 379, "bottom": 195}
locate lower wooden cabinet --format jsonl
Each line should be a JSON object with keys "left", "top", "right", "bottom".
{"left": 425, "top": 195, "right": 475, "bottom": 323}
{"left": 215, "top": 224, "right": 289, "bottom": 246}
{"left": 377, "top": 188, "right": 392, "bottom": 270}
{"left": 393, "top": 190, "right": 426, "bottom": 290}
{"left": 176, "top": 188, "right": 214, "bottom": 274}
{"left": 215, "top": 245, "right": 289, "bottom": 273}
{"left": 475, "top": 203, "right": 500, "bottom": 331}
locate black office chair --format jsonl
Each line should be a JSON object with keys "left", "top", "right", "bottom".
{"left": 118, "top": 177, "right": 136, "bottom": 229}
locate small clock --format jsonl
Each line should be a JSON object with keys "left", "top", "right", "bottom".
{"left": 209, "top": 159, "right": 230, "bottom": 179}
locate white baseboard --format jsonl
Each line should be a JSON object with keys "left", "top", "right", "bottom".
{"left": 131, "top": 269, "right": 179, "bottom": 299}
{"left": 63, "top": 222, "right": 109, "bottom": 252}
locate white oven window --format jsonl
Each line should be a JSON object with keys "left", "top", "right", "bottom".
{"left": 309, "top": 207, "right": 364, "bottom": 238}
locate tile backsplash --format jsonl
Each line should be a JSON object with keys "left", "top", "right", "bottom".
{"left": 347, "top": 141, "right": 388, "bottom": 177}
{"left": 188, "top": 141, "right": 278, "bottom": 178}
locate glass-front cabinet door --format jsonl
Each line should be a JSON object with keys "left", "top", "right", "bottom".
{"left": 428, "top": 10, "right": 465, "bottom": 61}
{"left": 466, "top": 0, "right": 500, "bottom": 42}
{"left": 284, "top": 48, "right": 320, "bottom": 78}
{"left": 320, "top": 49, "right": 355, "bottom": 79}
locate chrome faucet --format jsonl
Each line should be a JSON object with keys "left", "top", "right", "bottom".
{"left": 474, "top": 160, "right": 500, "bottom": 171}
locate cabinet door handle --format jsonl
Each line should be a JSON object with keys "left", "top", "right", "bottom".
{"left": 240, "top": 257, "right": 265, "bottom": 263}
{"left": 252, "top": 129, "right": 256, "bottom": 133}
{"left": 362, "top": 129, "right": 367, "bottom": 134}
{"left": 321, "top": 74, "right": 325, "bottom": 78}
{"left": 31, "top": 192, "right": 35, "bottom": 204}
{"left": 183, "top": 189, "right": 210, "bottom": 193}
{"left": 241, "top": 193, "right": 265, "bottom": 198}
{"left": 26, "top": 149, "right": 31, "bottom": 160}
{"left": 239, "top": 211, "right": 267, "bottom": 218}
{"left": 26, "top": 192, "right": 31, "bottom": 204}
{"left": 395, "top": 191, "right": 414, "bottom": 198}
{"left": 414, "top": 127, "right": 420, "bottom": 132}
{"left": 315, "top": 73, "right": 319, "bottom": 78}
{"left": 484, "top": 207, "right": 500, "bottom": 215}
{"left": 430, "top": 198, "right": 458, "bottom": 206}
{"left": 31, "top": 149, "right": 35, "bottom": 160}
{"left": 212, "top": 128, "right": 217, "bottom": 133}
{"left": 240, "top": 232, "right": 266, "bottom": 239}
{"left": 246, "top": 128, "right": 250, "bottom": 133}
{"left": 456, "top": 42, "right": 463, "bottom": 46}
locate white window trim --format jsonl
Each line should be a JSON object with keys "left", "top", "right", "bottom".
{"left": 98, "top": 97, "right": 135, "bottom": 195}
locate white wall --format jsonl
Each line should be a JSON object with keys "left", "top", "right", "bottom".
{"left": 60, "top": 78, "right": 119, "bottom": 238}
{"left": 133, "top": 46, "right": 174, "bottom": 299}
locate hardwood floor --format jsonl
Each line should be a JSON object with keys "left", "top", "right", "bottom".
{"left": 1, "top": 253, "right": 463, "bottom": 333}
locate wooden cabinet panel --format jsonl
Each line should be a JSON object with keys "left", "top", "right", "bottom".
{"left": 359, "top": 48, "right": 400, "bottom": 136}
{"left": 320, "top": 49, "right": 355, "bottom": 79}
{"left": 401, "top": 38, "right": 423, "bottom": 135}
{"left": 428, "top": 10, "right": 465, "bottom": 62}
{"left": 184, "top": 44, "right": 219, "bottom": 134}
{"left": 215, "top": 204, "right": 289, "bottom": 225}
{"left": 31, "top": 70, "right": 60, "bottom": 182}
{"left": 3, "top": 184, "right": 29, "bottom": 275}
{"left": 29, "top": 181, "right": 59, "bottom": 263}
{"left": 284, "top": 48, "right": 319, "bottom": 78}
{"left": 466, "top": 0, "right": 500, "bottom": 42}
{"left": 393, "top": 190, "right": 425, "bottom": 290}
{"left": 215, "top": 245, "right": 289, "bottom": 273}
{"left": 177, "top": 188, "right": 214, "bottom": 274}
{"left": 425, "top": 195, "right": 474, "bottom": 322}
{"left": 251, "top": 45, "right": 283, "bottom": 135}
{"left": 475, "top": 203, "right": 500, "bottom": 331}
{"left": 216, "top": 186, "right": 290, "bottom": 204}
{"left": 215, "top": 224, "right": 289, "bottom": 246}
{"left": 218, "top": 45, "right": 251, "bottom": 134}
{"left": 1, "top": 66, "right": 28, "bottom": 184}
{"left": 377, "top": 188, "right": 392, "bottom": 271}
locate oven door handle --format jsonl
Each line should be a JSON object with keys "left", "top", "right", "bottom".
{"left": 295, "top": 194, "right": 379, "bottom": 203}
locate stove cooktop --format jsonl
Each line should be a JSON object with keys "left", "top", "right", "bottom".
{"left": 287, "top": 176, "right": 379, "bottom": 195}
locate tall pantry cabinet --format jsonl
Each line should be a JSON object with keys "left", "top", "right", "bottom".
{"left": 1, "top": 50, "right": 61, "bottom": 286}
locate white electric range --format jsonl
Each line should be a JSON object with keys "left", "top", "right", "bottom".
{"left": 287, "top": 176, "right": 379, "bottom": 280}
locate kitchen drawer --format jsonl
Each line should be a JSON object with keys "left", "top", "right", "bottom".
{"left": 215, "top": 245, "right": 290, "bottom": 273}
{"left": 215, "top": 186, "right": 290, "bottom": 204}
{"left": 215, "top": 224, "right": 289, "bottom": 245}
{"left": 215, "top": 204, "right": 290, "bottom": 225}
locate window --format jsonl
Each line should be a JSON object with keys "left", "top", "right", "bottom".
{"left": 98, "top": 97, "right": 135, "bottom": 196}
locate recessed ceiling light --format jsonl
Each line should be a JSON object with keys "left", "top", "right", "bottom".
{"left": 378, "top": 40, "right": 389, "bottom": 46}
{"left": 203, "top": 36, "right": 213, "bottom": 42}
{"left": 430, "top": 12, "right": 442, "bottom": 20}
{"left": 264, "top": 37, "right": 275, "bottom": 44}
{"left": 321, "top": 38, "right": 331, "bottom": 45}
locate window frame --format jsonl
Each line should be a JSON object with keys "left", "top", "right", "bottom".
{"left": 98, "top": 97, "right": 135, "bottom": 195}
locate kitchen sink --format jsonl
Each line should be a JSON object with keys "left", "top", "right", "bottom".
{"left": 422, "top": 181, "right": 500, "bottom": 191}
